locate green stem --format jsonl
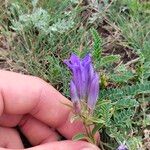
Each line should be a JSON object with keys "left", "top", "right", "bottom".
{"left": 83, "top": 121, "right": 95, "bottom": 144}
{"left": 87, "top": 125, "right": 95, "bottom": 144}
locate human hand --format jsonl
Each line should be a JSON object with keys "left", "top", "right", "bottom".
{"left": 0, "top": 70, "right": 99, "bottom": 150}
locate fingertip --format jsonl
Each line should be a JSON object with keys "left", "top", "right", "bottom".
{"left": 26, "top": 140, "right": 100, "bottom": 150}
{"left": 0, "top": 127, "right": 24, "bottom": 149}
{"left": 80, "top": 143, "right": 100, "bottom": 150}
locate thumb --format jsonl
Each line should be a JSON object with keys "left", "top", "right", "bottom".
{"left": 29, "top": 141, "right": 100, "bottom": 150}
{"left": 0, "top": 141, "right": 100, "bottom": 150}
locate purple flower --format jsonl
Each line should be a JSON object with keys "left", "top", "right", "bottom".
{"left": 117, "top": 144, "right": 128, "bottom": 150}
{"left": 64, "top": 53, "right": 99, "bottom": 111}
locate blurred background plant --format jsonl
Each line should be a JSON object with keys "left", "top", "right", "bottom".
{"left": 0, "top": 0, "right": 150, "bottom": 149}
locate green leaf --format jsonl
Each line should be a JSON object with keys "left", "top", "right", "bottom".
{"left": 144, "top": 114, "right": 150, "bottom": 126}
{"left": 113, "top": 109, "right": 134, "bottom": 128}
{"left": 100, "top": 82, "right": 150, "bottom": 101}
{"left": 91, "top": 28, "right": 102, "bottom": 69}
{"left": 127, "top": 137, "right": 143, "bottom": 150}
{"left": 95, "top": 100, "right": 113, "bottom": 126}
{"left": 89, "top": 116, "right": 105, "bottom": 124}
{"left": 115, "top": 98, "right": 139, "bottom": 109}
{"left": 32, "top": 0, "right": 39, "bottom": 8}
{"left": 110, "top": 64, "right": 134, "bottom": 83}
{"left": 92, "top": 124, "right": 103, "bottom": 135}
{"left": 91, "top": 28, "right": 102, "bottom": 56}
{"left": 100, "top": 55, "right": 120, "bottom": 67}
{"left": 72, "top": 133, "right": 86, "bottom": 141}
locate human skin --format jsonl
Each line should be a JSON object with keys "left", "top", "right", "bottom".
{"left": 0, "top": 70, "right": 99, "bottom": 150}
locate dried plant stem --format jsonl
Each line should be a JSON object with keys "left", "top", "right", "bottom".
{"left": 100, "top": 141, "right": 114, "bottom": 150}
{"left": 5, "top": 0, "right": 8, "bottom": 8}
{"left": 99, "top": 141, "right": 105, "bottom": 150}
{"left": 124, "top": 58, "right": 140, "bottom": 66}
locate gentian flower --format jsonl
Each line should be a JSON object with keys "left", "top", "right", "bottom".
{"left": 117, "top": 144, "right": 128, "bottom": 150}
{"left": 64, "top": 53, "right": 99, "bottom": 112}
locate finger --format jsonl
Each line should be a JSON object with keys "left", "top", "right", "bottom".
{"left": 19, "top": 115, "right": 60, "bottom": 146}
{"left": 0, "top": 70, "right": 71, "bottom": 126}
{"left": 0, "top": 141, "right": 100, "bottom": 150}
{"left": 0, "top": 114, "right": 22, "bottom": 127}
{"left": 0, "top": 70, "right": 98, "bottom": 141}
{"left": 0, "top": 127, "right": 24, "bottom": 149}
{"left": 0, "top": 114, "right": 100, "bottom": 145}
{"left": 0, "top": 70, "right": 48, "bottom": 115}
{"left": 0, "top": 113, "right": 61, "bottom": 145}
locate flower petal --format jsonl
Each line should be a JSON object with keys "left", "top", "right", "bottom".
{"left": 64, "top": 60, "right": 73, "bottom": 69}
{"left": 117, "top": 144, "right": 128, "bottom": 150}
{"left": 89, "top": 64, "right": 94, "bottom": 81}
{"left": 87, "top": 73, "right": 99, "bottom": 110}
{"left": 64, "top": 53, "right": 100, "bottom": 111}
{"left": 70, "top": 80, "right": 79, "bottom": 103}
{"left": 82, "top": 54, "right": 91, "bottom": 66}
{"left": 72, "top": 65, "right": 84, "bottom": 99}
{"left": 70, "top": 53, "right": 80, "bottom": 64}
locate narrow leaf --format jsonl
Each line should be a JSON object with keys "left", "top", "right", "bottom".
{"left": 92, "top": 124, "right": 103, "bottom": 135}
{"left": 72, "top": 133, "right": 86, "bottom": 141}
